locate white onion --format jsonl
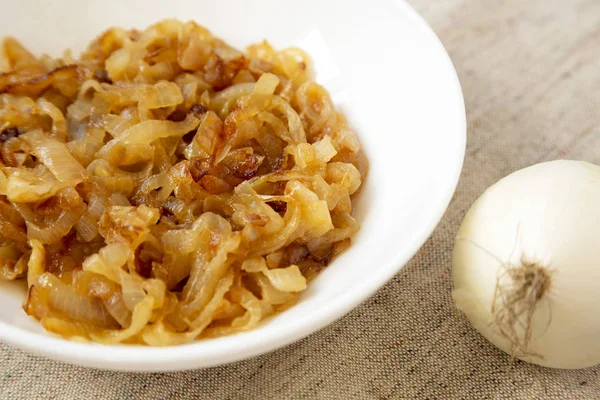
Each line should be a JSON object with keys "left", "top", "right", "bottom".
{"left": 453, "top": 160, "right": 600, "bottom": 369}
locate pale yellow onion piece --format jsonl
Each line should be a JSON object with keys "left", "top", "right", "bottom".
{"left": 156, "top": 172, "right": 175, "bottom": 201}
{"left": 268, "top": 96, "right": 306, "bottom": 143}
{"left": 76, "top": 79, "right": 102, "bottom": 101}
{"left": 26, "top": 206, "right": 84, "bottom": 244}
{"left": 162, "top": 212, "right": 231, "bottom": 254}
{"left": 142, "top": 270, "right": 234, "bottom": 345}
{"left": 101, "top": 243, "right": 132, "bottom": 270}
{"left": 67, "top": 99, "right": 92, "bottom": 122}
{"left": 41, "top": 316, "right": 95, "bottom": 341}
{"left": 158, "top": 253, "right": 194, "bottom": 290}
{"left": 243, "top": 73, "right": 279, "bottom": 116}
{"left": 180, "top": 234, "right": 240, "bottom": 309}
{"left": 263, "top": 265, "right": 307, "bottom": 292}
{"left": 87, "top": 193, "right": 107, "bottom": 220}
{"left": 160, "top": 213, "right": 217, "bottom": 254}
{"left": 97, "top": 113, "right": 200, "bottom": 162}
{"left": 141, "top": 61, "right": 178, "bottom": 83}
{"left": 211, "top": 82, "right": 254, "bottom": 118}
{"left": 252, "top": 272, "right": 297, "bottom": 305}
{"left": 83, "top": 127, "right": 107, "bottom": 160}
{"left": 186, "top": 269, "right": 234, "bottom": 330}
{"left": 100, "top": 144, "right": 154, "bottom": 167}
{"left": 287, "top": 180, "right": 333, "bottom": 237}
{"left": 38, "top": 272, "right": 118, "bottom": 328}
{"left": 204, "top": 287, "right": 263, "bottom": 337}
{"left": 136, "top": 172, "right": 165, "bottom": 196}
{"left": 257, "top": 111, "right": 294, "bottom": 144}
{"left": 294, "top": 81, "right": 335, "bottom": 122}
{"left": 183, "top": 111, "right": 222, "bottom": 160}
{"left": 249, "top": 201, "right": 302, "bottom": 255}
{"left": 266, "top": 252, "right": 284, "bottom": 269}
{"left": 67, "top": 127, "right": 106, "bottom": 167}
{"left": 26, "top": 239, "right": 44, "bottom": 288}
{"left": 177, "top": 233, "right": 240, "bottom": 324}
{"left": 88, "top": 158, "right": 153, "bottom": 182}
{"left": 82, "top": 243, "right": 131, "bottom": 283}
{"left": 245, "top": 169, "right": 312, "bottom": 189}
{"left": 199, "top": 89, "right": 210, "bottom": 108}
{"left": 4, "top": 168, "right": 64, "bottom": 202}
{"left": 119, "top": 269, "right": 146, "bottom": 311}
{"left": 274, "top": 173, "right": 336, "bottom": 210}
{"left": 232, "top": 183, "right": 285, "bottom": 235}
{"left": 23, "top": 131, "right": 86, "bottom": 185}
{"left": 336, "top": 122, "right": 361, "bottom": 154}
{"left": 162, "top": 196, "right": 195, "bottom": 223}
{"left": 106, "top": 112, "right": 199, "bottom": 147}
{"left": 281, "top": 46, "right": 312, "bottom": 74}
{"left": 109, "top": 193, "right": 131, "bottom": 206}
{"left": 138, "top": 80, "right": 183, "bottom": 119}
{"left": 103, "top": 292, "right": 132, "bottom": 328}
{"left": 178, "top": 25, "right": 212, "bottom": 70}
{"left": 179, "top": 81, "right": 199, "bottom": 109}
{"left": 241, "top": 256, "right": 267, "bottom": 273}
{"left": 312, "top": 135, "right": 337, "bottom": 164}
{"left": 241, "top": 256, "right": 306, "bottom": 294}
{"left": 0, "top": 246, "right": 26, "bottom": 281}
{"left": 93, "top": 175, "right": 135, "bottom": 194}
{"left": 74, "top": 212, "right": 98, "bottom": 242}
{"left": 11, "top": 202, "right": 38, "bottom": 225}
{"left": 161, "top": 228, "right": 199, "bottom": 255}
{"left": 213, "top": 43, "right": 244, "bottom": 62}
{"left": 318, "top": 184, "right": 347, "bottom": 212}
{"left": 82, "top": 254, "right": 117, "bottom": 282}
{"left": 102, "top": 114, "right": 133, "bottom": 138}
{"left": 105, "top": 204, "right": 159, "bottom": 226}
{"left": 99, "top": 205, "right": 159, "bottom": 248}
{"left": 105, "top": 47, "right": 131, "bottom": 81}
{"left": 0, "top": 169, "right": 7, "bottom": 195}
{"left": 37, "top": 98, "right": 67, "bottom": 141}
{"left": 326, "top": 162, "right": 362, "bottom": 195}
{"left": 307, "top": 213, "right": 359, "bottom": 255}
{"left": 286, "top": 143, "right": 314, "bottom": 169}
{"left": 90, "top": 296, "right": 154, "bottom": 344}
{"left": 142, "top": 278, "right": 166, "bottom": 310}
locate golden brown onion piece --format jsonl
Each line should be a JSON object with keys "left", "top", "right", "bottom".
{"left": 0, "top": 19, "right": 366, "bottom": 345}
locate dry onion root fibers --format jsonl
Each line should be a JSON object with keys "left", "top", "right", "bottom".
{"left": 452, "top": 160, "right": 600, "bottom": 369}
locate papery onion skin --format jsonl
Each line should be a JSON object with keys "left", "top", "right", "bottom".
{"left": 453, "top": 160, "right": 600, "bottom": 369}
{"left": 0, "top": 19, "right": 366, "bottom": 346}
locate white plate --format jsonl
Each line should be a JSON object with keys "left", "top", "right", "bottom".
{"left": 0, "top": 0, "right": 465, "bottom": 371}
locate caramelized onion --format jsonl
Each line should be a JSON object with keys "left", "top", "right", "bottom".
{"left": 0, "top": 19, "right": 365, "bottom": 345}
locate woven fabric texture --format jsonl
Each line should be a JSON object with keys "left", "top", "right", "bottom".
{"left": 2, "top": 0, "right": 600, "bottom": 398}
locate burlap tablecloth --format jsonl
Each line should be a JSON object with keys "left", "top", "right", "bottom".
{"left": 2, "top": 0, "right": 600, "bottom": 398}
